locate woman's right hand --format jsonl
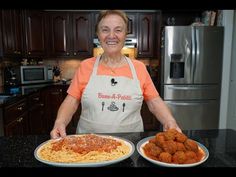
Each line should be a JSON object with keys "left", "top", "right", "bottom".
{"left": 50, "top": 122, "right": 67, "bottom": 139}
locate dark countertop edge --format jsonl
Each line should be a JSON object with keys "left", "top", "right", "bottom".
{"left": 1, "top": 167, "right": 233, "bottom": 176}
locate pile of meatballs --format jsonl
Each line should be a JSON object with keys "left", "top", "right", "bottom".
{"left": 143, "top": 129, "right": 204, "bottom": 164}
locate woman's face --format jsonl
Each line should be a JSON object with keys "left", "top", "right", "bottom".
{"left": 97, "top": 14, "right": 127, "bottom": 56}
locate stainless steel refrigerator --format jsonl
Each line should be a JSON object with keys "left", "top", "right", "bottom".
{"left": 160, "top": 26, "right": 224, "bottom": 130}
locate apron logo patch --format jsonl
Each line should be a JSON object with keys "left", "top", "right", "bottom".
{"left": 107, "top": 101, "right": 119, "bottom": 111}
{"left": 111, "top": 78, "right": 118, "bottom": 86}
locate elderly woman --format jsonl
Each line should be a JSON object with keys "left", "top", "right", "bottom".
{"left": 50, "top": 10, "right": 181, "bottom": 138}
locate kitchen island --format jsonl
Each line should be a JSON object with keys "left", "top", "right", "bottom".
{"left": 0, "top": 129, "right": 236, "bottom": 176}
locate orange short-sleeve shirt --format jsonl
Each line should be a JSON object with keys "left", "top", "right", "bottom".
{"left": 67, "top": 57, "right": 159, "bottom": 101}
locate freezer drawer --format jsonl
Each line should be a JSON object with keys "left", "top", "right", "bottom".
{"left": 165, "top": 100, "right": 219, "bottom": 130}
{"left": 164, "top": 85, "right": 220, "bottom": 100}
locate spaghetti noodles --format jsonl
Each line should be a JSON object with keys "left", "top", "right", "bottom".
{"left": 37, "top": 134, "right": 131, "bottom": 163}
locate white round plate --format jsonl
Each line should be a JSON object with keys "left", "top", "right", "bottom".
{"left": 34, "top": 134, "right": 135, "bottom": 167}
{"left": 137, "top": 136, "right": 209, "bottom": 167}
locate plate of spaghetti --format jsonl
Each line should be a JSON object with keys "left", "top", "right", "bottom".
{"left": 34, "top": 134, "right": 135, "bottom": 167}
{"left": 136, "top": 129, "right": 209, "bottom": 167}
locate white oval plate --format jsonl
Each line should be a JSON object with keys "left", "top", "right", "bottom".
{"left": 137, "top": 136, "right": 209, "bottom": 167}
{"left": 34, "top": 134, "right": 135, "bottom": 167}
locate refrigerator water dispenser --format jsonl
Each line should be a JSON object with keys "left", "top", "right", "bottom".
{"left": 170, "top": 54, "right": 184, "bottom": 78}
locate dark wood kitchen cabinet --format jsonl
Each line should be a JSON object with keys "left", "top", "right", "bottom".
{"left": 41, "top": 85, "right": 67, "bottom": 133}
{"left": 137, "top": 12, "right": 160, "bottom": 58}
{"left": 72, "top": 13, "right": 93, "bottom": 57}
{"left": 3, "top": 98, "right": 29, "bottom": 136}
{"left": 28, "top": 91, "right": 46, "bottom": 134}
{"left": 41, "top": 85, "right": 80, "bottom": 134}
{"left": 141, "top": 102, "right": 161, "bottom": 131}
{"left": 47, "top": 11, "right": 93, "bottom": 58}
{"left": 46, "top": 12, "right": 71, "bottom": 57}
{"left": 126, "top": 13, "right": 138, "bottom": 38}
{"left": 1, "top": 9, "right": 24, "bottom": 57}
{"left": 23, "top": 10, "right": 47, "bottom": 57}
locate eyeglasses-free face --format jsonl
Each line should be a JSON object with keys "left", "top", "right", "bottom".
{"left": 97, "top": 14, "right": 127, "bottom": 56}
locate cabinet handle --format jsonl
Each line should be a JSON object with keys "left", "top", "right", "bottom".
{"left": 59, "top": 89, "right": 62, "bottom": 92}
{"left": 66, "top": 52, "right": 70, "bottom": 56}
{"left": 17, "top": 106, "right": 23, "bottom": 111}
{"left": 73, "top": 52, "right": 77, "bottom": 56}
{"left": 33, "top": 97, "right": 40, "bottom": 101}
{"left": 17, "top": 117, "right": 23, "bottom": 122}
{"left": 40, "top": 103, "right": 44, "bottom": 107}
{"left": 28, "top": 52, "right": 31, "bottom": 55}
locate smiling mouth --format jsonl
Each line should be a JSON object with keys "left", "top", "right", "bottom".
{"left": 106, "top": 41, "right": 118, "bottom": 45}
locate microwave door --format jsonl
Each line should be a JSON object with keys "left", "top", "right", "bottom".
{"left": 164, "top": 26, "right": 192, "bottom": 84}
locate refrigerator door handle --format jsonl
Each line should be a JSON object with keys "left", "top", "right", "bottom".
{"left": 167, "top": 85, "right": 206, "bottom": 90}
{"left": 166, "top": 85, "right": 217, "bottom": 90}
{"left": 194, "top": 28, "right": 200, "bottom": 80}
{"left": 167, "top": 101, "right": 211, "bottom": 106}
{"left": 191, "top": 27, "right": 195, "bottom": 82}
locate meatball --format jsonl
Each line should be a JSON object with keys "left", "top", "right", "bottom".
{"left": 162, "top": 140, "right": 177, "bottom": 154}
{"left": 185, "top": 150, "right": 197, "bottom": 160}
{"left": 163, "top": 129, "right": 178, "bottom": 141}
{"left": 155, "top": 132, "right": 166, "bottom": 148}
{"left": 184, "top": 139, "right": 199, "bottom": 153}
{"left": 159, "top": 152, "right": 172, "bottom": 163}
{"left": 176, "top": 142, "right": 186, "bottom": 151}
{"left": 143, "top": 142, "right": 163, "bottom": 157}
{"left": 172, "top": 151, "right": 186, "bottom": 164}
{"left": 149, "top": 137, "right": 158, "bottom": 145}
{"left": 175, "top": 132, "right": 187, "bottom": 143}
{"left": 143, "top": 142, "right": 156, "bottom": 151}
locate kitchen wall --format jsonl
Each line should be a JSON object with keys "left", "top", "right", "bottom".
{"left": 43, "top": 59, "right": 81, "bottom": 80}
{"left": 219, "top": 10, "right": 236, "bottom": 130}
{"left": 226, "top": 10, "right": 236, "bottom": 130}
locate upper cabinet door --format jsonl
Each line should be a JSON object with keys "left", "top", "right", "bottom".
{"left": 47, "top": 12, "right": 71, "bottom": 57}
{"left": 137, "top": 13, "right": 155, "bottom": 58}
{"left": 24, "top": 10, "right": 47, "bottom": 57}
{"left": 72, "top": 13, "right": 93, "bottom": 57}
{"left": 1, "top": 10, "right": 24, "bottom": 57}
{"left": 126, "top": 13, "right": 137, "bottom": 38}
{"left": 47, "top": 11, "right": 93, "bottom": 58}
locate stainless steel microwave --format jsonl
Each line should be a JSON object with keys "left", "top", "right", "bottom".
{"left": 19, "top": 65, "right": 53, "bottom": 85}
{"left": 4, "top": 65, "right": 54, "bottom": 85}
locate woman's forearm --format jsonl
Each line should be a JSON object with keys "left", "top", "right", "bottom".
{"left": 146, "top": 96, "right": 181, "bottom": 131}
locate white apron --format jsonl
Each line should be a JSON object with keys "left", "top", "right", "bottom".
{"left": 76, "top": 56, "right": 144, "bottom": 133}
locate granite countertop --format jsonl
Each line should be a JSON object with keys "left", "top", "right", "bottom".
{"left": 0, "top": 129, "right": 236, "bottom": 175}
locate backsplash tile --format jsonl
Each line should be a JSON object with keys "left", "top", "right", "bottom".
{"left": 43, "top": 59, "right": 81, "bottom": 80}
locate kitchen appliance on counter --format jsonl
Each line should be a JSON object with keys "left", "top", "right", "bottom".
{"left": 160, "top": 26, "right": 224, "bottom": 130}
{"left": 3, "top": 66, "right": 19, "bottom": 86}
{"left": 4, "top": 65, "right": 53, "bottom": 86}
